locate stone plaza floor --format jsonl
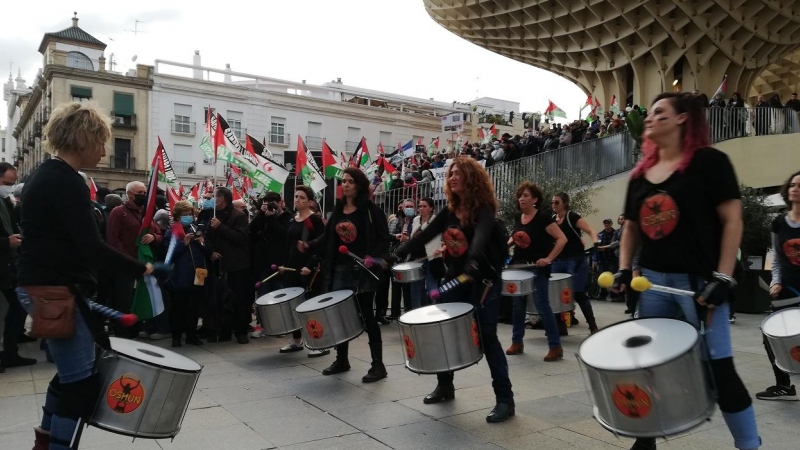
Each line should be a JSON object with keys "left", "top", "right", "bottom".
{"left": 0, "top": 301, "right": 797, "bottom": 449}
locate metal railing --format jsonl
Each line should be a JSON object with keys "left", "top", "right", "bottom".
{"left": 173, "top": 160, "right": 197, "bottom": 174}
{"left": 305, "top": 136, "right": 323, "bottom": 149}
{"left": 345, "top": 140, "right": 361, "bottom": 152}
{"left": 111, "top": 113, "right": 137, "bottom": 128}
{"left": 706, "top": 107, "right": 800, "bottom": 143}
{"left": 171, "top": 120, "right": 196, "bottom": 135}
{"left": 269, "top": 132, "right": 290, "bottom": 145}
{"left": 110, "top": 156, "right": 136, "bottom": 170}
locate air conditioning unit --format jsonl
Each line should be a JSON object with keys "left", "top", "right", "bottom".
{"left": 114, "top": 116, "right": 125, "bottom": 124}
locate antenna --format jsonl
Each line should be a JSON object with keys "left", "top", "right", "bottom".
{"left": 124, "top": 20, "right": 146, "bottom": 36}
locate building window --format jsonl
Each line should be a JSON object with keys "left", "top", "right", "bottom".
{"left": 1, "top": 137, "right": 5, "bottom": 153}
{"left": 204, "top": 107, "right": 216, "bottom": 126}
{"left": 270, "top": 117, "right": 286, "bottom": 144}
{"left": 113, "top": 93, "right": 134, "bottom": 117}
{"left": 70, "top": 86, "right": 92, "bottom": 102}
{"left": 173, "top": 144, "right": 196, "bottom": 174}
{"left": 227, "top": 111, "right": 244, "bottom": 139}
{"left": 66, "top": 51, "right": 93, "bottom": 70}
{"left": 173, "top": 104, "right": 194, "bottom": 135}
{"left": 112, "top": 138, "right": 133, "bottom": 169}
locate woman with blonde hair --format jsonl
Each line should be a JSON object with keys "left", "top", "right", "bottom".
{"left": 16, "top": 102, "right": 169, "bottom": 449}
{"left": 392, "top": 157, "right": 514, "bottom": 423}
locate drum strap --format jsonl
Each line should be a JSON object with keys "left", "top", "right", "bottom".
{"left": 74, "top": 297, "right": 111, "bottom": 351}
{"left": 479, "top": 280, "right": 493, "bottom": 306}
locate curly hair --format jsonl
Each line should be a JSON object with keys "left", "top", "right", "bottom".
{"left": 514, "top": 181, "right": 544, "bottom": 211}
{"left": 336, "top": 167, "right": 371, "bottom": 210}
{"left": 443, "top": 156, "right": 498, "bottom": 226}
{"left": 44, "top": 102, "right": 111, "bottom": 156}
{"left": 171, "top": 200, "right": 194, "bottom": 220}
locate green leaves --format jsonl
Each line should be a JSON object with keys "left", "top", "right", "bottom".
{"left": 739, "top": 184, "right": 773, "bottom": 258}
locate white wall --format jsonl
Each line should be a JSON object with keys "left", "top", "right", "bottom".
{"left": 54, "top": 43, "right": 103, "bottom": 71}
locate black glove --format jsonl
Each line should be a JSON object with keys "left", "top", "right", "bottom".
{"left": 696, "top": 272, "right": 735, "bottom": 306}
{"left": 149, "top": 263, "right": 173, "bottom": 278}
{"left": 464, "top": 259, "right": 481, "bottom": 280}
{"left": 614, "top": 269, "right": 632, "bottom": 290}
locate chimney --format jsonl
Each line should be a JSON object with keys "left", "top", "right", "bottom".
{"left": 336, "top": 77, "right": 342, "bottom": 83}
{"left": 98, "top": 54, "right": 107, "bottom": 73}
{"left": 192, "top": 51, "right": 202, "bottom": 80}
{"left": 224, "top": 63, "right": 232, "bottom": 83}
{"left": 72, "top": 12, "right": 79, "bottom": 27}
{"left": 302, "top": 80, "right": 306, "bottom": 84}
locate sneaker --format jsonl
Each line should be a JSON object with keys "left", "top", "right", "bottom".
{"left": 138, "top": 331, "right": 150, "bottom": 339}
{"left": 755, "top": 385, "right": 798, "bottom": 401}
{"left": 308, "top": 348, "right": 330, "bottom": 358}
{"left": 729, "top": 315, "right": 736, "bottom": 324}
{"left": 250, "top": 326, "right": 264, "bottom": 338}
{"left": 280, "top": 342, "right": 304, "bottom": 353}
{"left": 149, "top": 333, "right": 170, "bottom": 340}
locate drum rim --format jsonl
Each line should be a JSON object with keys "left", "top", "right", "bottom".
{"left": 295, "top": 289, "right": 355, "bottom": 313}
{"left": 761, "top": 307, "right": 800, "bottom": 338}
{"left": 404, "top": 354, "right": 484, "bottom": 374}
{"left": 88, "top": 420, "right": 177, "bottom": 439}
{"left": 592, "top": 402, "right": 716, "bottom": 438}
{"left": 256, "top": 287, "right": 306, "bottom": 306}
{"left": 578, "top": 317, "right": 700, "bottom": 372}
{"left": 105, "top": 339, "right": 202, "bottom": 374}
{"left": 398, "top": 302, "right": 475, "bottom": 325}
{"left": 501, "top": 269, "right": 535, "bottom": 280}
{"left": 549, "top": 272, "right": 572, "bottom": 281}
{"left": 393, "top": 261, "right": 424, "bottom": 270}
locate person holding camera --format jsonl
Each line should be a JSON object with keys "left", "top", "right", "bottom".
{"left": 250, "top": 192, "right": 291, "bottom": 296}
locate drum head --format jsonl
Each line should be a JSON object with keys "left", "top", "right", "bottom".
{"left": 296, "top": 290, "right": 355, "bottom": 313}
{"left": 579, "top": 318, "right": 698, "bottom": 371}
{"left": 394, "top": 262, "right": 423, "bottom": 271}
{"left": 762, "top": 308, "right": 800, "bottom": 338}
{"left": 550, "top": 273, "right": 572, "bottom": 281}
{"left": 109, "top": 337, "right": 202, "bottom": 372}
{"left": 502, "top": 270, "right": 534, "bottom": 281}
{"left": 399, "top": 302, "right": 474, "bottom": 325}
{"left": 256, "top": 287, "right": 305, "bottom": 306}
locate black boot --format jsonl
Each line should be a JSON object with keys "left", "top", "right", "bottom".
{"left": 423, "top": 383, "right": 455, "bottom": 404}
{"left": 323, "top": 344, "right": 351, "bottom": 375}
{"left": 171, "top": 337, "right": 182, "bottom": 348}
{"left": 362, "top": 342, "right": 387, "bottom": 383}
{"left": 630, "top": 438, "right": 657, "bottom": 450}
{"left": 486, "top": 402, "right": 515, "bottom": 423}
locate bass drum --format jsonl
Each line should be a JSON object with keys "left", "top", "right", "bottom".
{"left": 578, "top": 318, "right": 715, "bottom": 438}
{"left": 295, "top": 290, "right": 364, "bottom": 350}
{"left": 761, "top": 307, "right": 800, "bottom": 374}
{"left": 398, "top": 303, "right": 483, "bottom": 374}
{"left": 90, "top": 337, "right": 202, "bottom": 439}
{"left": 254, "top": 287, "right": 306, "bottom": 336}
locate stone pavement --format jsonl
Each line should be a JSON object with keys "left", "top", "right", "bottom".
{"left": 0, "top": 301, "right": 797, "bottom": 450}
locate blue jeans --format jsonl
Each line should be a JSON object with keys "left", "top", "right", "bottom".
{"left": 637, "top": 269, "right": 761, "bottom": 449}
{"left": 552, "top": 257, "right": 596, "bottom": 326}
{"left": 437, "top": 278, "right": 513, "bottom": 404}
{"left": 17, "top": 288, "right": 95, "bottom": 383}
{"left": 408, "top": 261, "right": 435, "bottom": 310}
{"left": 511, "top": 267, "right": 560, "bottom": 348}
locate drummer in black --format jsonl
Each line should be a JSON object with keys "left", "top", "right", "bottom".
{"left": 757, "top": 170, "right": 800, "bottom": 401}
{"left": 301, "top": 168, "right": 391, "bottom": 383}
{"left": 392, "top": 157, "right": 514, "bottom": 423}
{"left": 616, "top": 93, "right": 760, "bottom": 450}
{"left": 280, "top": 185, "right": 329, "bottom": 358}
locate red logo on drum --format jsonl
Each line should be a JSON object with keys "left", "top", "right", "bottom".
{"left": 395, "top": 272, "right": 404, "bottom": 282}
{"left": 106, "top": 373, "right": 145, "bottom": 414}
{"left": 403, "top": 334, "right": 415, "bottom": 359}
{"left": 639, "top": 193, "right": 679, "bottom": 240}
{"left": 471, "top": 320, "right": 480, "bottom": 347}
{"left": 561, "top": 288, "right": 572, "bottom": 304}
{"left": 505, "top": 282, "right": 518, "bottom": 295}
{"left": 790, "top": 346, "right": 800, "bottom": 363}
{"left": 306, "top": 319, "right": 324, "bottom": 339}
{"left": 612, "top": 384, "right": 652, "bottom": 419}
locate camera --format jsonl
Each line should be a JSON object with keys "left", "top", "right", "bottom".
{"left": 266, "top": 202, "right": 278, "bottom": 212}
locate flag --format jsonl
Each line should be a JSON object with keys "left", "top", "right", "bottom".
{"left": 544, "top": 100, "right": 567, "bottom": 119}
{"left": 713, "top": 74, "right": 728, "bottom": 99}
{"left": 226, "top": 173, "right": 234, "bottom": 188}
{"left": 189, "top": 183, "right": 200, "bottom": 202}
{"left": 351, "top": 137, "right": 371, "bottom": 168}
{"left": 401, "top": 139, "right": 415, "bottom": 159}
{"left": 131, "top": 151, "right": 165, "bottom": 320}
{"left": 242, "top": 176, "right": 255, "bottom": 197}
{"left": 89, "top": 177, "right": 98, "bottom": 202}
{"left": 156, "top": 137, "right": 181, "bottom": 194}
{"left": 232, "top": 186, "right": 242, "bottom": 201}
{"left": 167, "top": 188, "right": 180, "bottom": 206}
{"left": 322, "top": 139, "right": 346, "bottom": 179}
{"left": 378, "top": 142, "right": 385, "bottom": 156}
{"left": 213, "top": 114, "right": 226, "bottom": 163}
{"left": 594, "top": 97, "right": 604, "bottom": 115}
{"left": 586, "top": 94, "right": 593, "bottom": 107}
{"left": 214, "top": 115, "right": 289, "bottom": 193}
{"left": 610, "top": 95, "right": 621, "bottom": 115}
{"left": 479, "top": 127, "right": 488, "bottom": 144}
{"left": 489, "top": 124, "right": 498, "bottom": 139}
{"left": 378, "top": 156, "right": 397, "bottom": 190}
{"left": 427, "top": 137, "right": 439, "bottom": 156}
{"left": 245, "top": 134, "right": 287, "bottom": 187}
{"left": 296, "top": 136, "right": 327, "bottom": 192}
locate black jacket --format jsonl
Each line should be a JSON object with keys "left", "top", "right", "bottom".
{"left": 249, "top": 208, "right": 291, "bottom": 278}
{"left": 207, "top": 205, "right": 250, "bottom": 273}
{"left": 0, "top": 197, "right": 19, "bottom": 290}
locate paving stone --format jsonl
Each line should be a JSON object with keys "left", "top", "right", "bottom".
{"left": 0, "top": 394, "right": 40, "bottom": 433}
{"left": 158, "top": 423, "right": 273, "bottom": 450}
{"left": 369, "top": 419, "right": 490, "bottom": 449}
{"left": 273, "top": 432, "right": 391, "bottom": 449}
{"left": 244, "top": 409, "right": 358, "bottom": 446}
{"left": 329, "top": 401, "right": 430, "bottom": 431}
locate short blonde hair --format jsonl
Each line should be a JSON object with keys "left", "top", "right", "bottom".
{"left": 43, "top": 102, "right": 111, "bottom": 155}
{"left": 171, "top": 200, "right": 194, "bottom": 220}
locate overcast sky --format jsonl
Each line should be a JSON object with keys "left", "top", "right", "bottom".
{"left": 1, "top": 0, "right": 586, "bottom": 128}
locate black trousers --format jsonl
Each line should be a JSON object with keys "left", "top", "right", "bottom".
{"left": 111, "top": 275, "right": 137, "bottom": 338}
{"left": 390, "top": 281, "right": 411, "bottom": 317}
{"left": 169, "top": 288, "right": 202, "bottom": 340}
{"left": 335, "top": 291, "right": 382, "bottom": 360}
{"left": 226, "top": 269, "right": 254, "bottom": 335}
{"left": 375, "top": 268, "right": 390, "bottom": 317}
{"left": 2, "top": 288, "right": 26, "bottom": 357}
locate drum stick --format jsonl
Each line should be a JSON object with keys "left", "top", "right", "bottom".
{"left": 88, "top": 301, "right": 138, "bottom": 327}
{"left": 631, "top": 276, "right": 717, "bottom": 328}
{"left": 338, "top": 245, "right": 379, "bottom": 279}
{"left": 429, "top": 274, "right": 472, "bottom": 301}
{"left": 597, "top": 271, "right": 619, "bottom": 289}
{"left": 308, "top": 264, "right": 322, "bottom": 290}
{"left": 270, "top": 264, "right": 297, "bottom": 272}
{"left": 505, "top": 262, "right": 537, "bottom": 270}
{"left": 254, "top": 271, "right": 281, "bottom": 289}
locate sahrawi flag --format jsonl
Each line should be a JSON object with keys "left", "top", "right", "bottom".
{"left": 713, "top": 74, "right": 728, "bottom": 99}
{"left": 245, "top": 134, "right": 290, "bottom": 193}
{"left": 131, "top": 151, "right": 166, "bottom": 319}
{"left": 322, "top": 139, "right": 346, "bottom": 180}
{"left": 610, "top": 95, "right": 621, "bottom": 115}
{"left": 296, "top": 136, "right": 326, "bottom": 192}
{"left": 155, "top": 137, "right": 181, "bottom": 206}
{"left": 545, "top": 100, "right": 567, "bottom": 119}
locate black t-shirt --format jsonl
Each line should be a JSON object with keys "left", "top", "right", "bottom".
{"left": 772, "top": 214, "right": 800, "bottom": 287}
{"left": 624, "top": 147, "right": 740, "bottom": 276}
{"left": 286, "top": 214, "right": 325, "bottom": 271}
{"left": 333, "top": 210, "right": 368, "bottom": 265}
{"left": 556, "top": 211, "right": 585, "bottom": 259}
{"left": 511, "top": 211, "right": 555, "bottom": 263}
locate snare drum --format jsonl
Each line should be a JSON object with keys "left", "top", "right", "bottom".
{"left": 254, "top": 287, "right": 306, "bottom": 336}
{"left": 578, "top": 318, "right": 715, "bottom": 438}
{"left": 295, "top": 289, "right": 364, "bottom": 350}
{"left": 762, "top": 307, "right": 800, "bottom": 374}
{"left": 90, "top": 337, "right": 202, "bottom": 439}
{"left": 501, "top": 270, "right": 534, "bottom": 296}
{"left": 526, "top": 273, "right": 575, "bottom": 314}
{"left": 398, "top": 303, "right": 483, "bottom": 374}
{"left": 392, "top": 261, "right": 425, "bottom": 283}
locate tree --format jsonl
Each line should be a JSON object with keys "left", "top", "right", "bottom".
{"left": 739, "top": 184, "right": 773, "bottom": 259}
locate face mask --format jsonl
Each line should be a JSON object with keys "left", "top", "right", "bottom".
{"left": 0, "top": 185, "right": 14, "bottom": 198}
{"left": 493, "top": 144, "right": 500, "bottom": 150}
{"left": 202, "top": 199, "right": 214, "bottom": 210}
{"left": 133, "top": 193, "right": 147, "bottom": 207}
{"left": 404, "top": 208, "right": 415, "bottom": 217}
{"left": 180, "top": 216, "right": 194, "bottom": 226}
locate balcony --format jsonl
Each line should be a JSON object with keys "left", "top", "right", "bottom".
{"left": 173, "top": 160, "right": 197, "bottom": 174}
{"left": 305, "top": 136, "right": 323, "bottom": 149}
{"left": 171, "top": 120, "right": 196, "bottom": 136}
{"left": 110, "top": 155, "right": 136, "bottom": 170}
{"left": 111, "top": 113, "right": 137, "bottom": 129}
{"left": 269, "top": 132, "right": 291, "bottom": 146}
{"left": 706, "top": 107, "right": 800, "bottom": 143}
